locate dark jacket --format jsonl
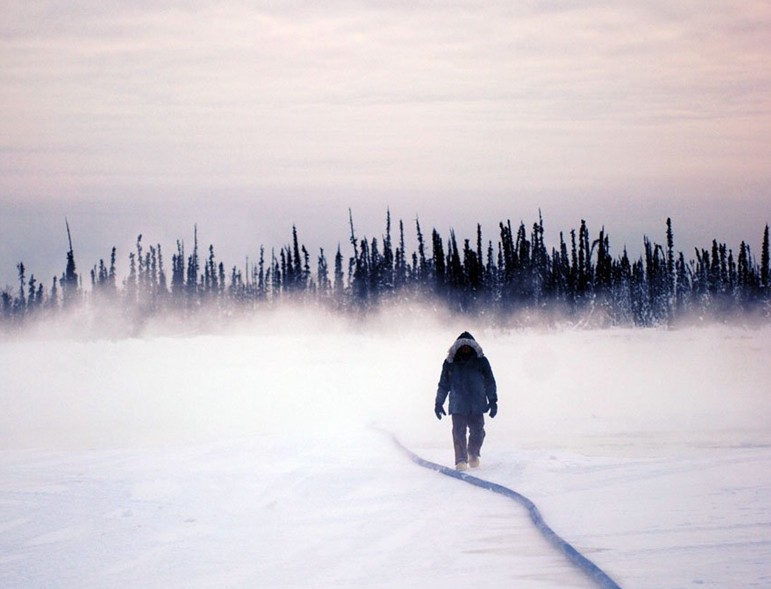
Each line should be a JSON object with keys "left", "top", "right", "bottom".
{"left": 435, "top": 334, "right": 497, "bottom": 416}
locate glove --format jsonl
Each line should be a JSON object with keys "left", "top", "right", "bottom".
{"left": 434, "top": 404, "right": 446, "bottom": 420}
{"left": 488, "top": 402, "right": 498, "bottom": 418}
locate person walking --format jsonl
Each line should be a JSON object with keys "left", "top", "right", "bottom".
{"left": 434, "top": 331, "right": 498, "bottom": 471}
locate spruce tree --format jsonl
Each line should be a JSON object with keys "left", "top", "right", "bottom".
{"left": 666, "top": 218, "right": 675, "bottom": 311}
{"left": 257, "top": 246, "right": 266, "bottom": 300}
{"left": 431, "top": 229, "right": 446, "bottom": 293}
{"left": 126, "top": 252, "right": 137, "bottom": 305}
{"left": 761, "top": 225, "right": 769, "bottom": 293}
{"left": 109, "top": 247, "right": 117, "bottom": 292}
{"left": 416, "top": 217, "right": 427, "bottom": 281}
{"left": 16, "top": 262, "right": 25, "bottom": 315}
{"left": 395, "top": 220, "right": 406, "bottom": 291}
{"left": 317, "top": 248, "right": 330, "bottom": 297}
{"left": 157, "top": 245, "right": 167, "bottom": 296}
{"left": 61, "top": 220, "right": 79, "bottom": 307}
{"left": 48, "top": 277, "right": 58, "bottom": 311}
{"left": 675, "top": 252, "right": 690, "bottom": 317}
{"left": 187, "top": 225, "right": 200, "bottom": 299}
{"left": 382, "top": 210, "right": 394, "bottom": 292}
{"left": 302, "top": 245, "right": 311, "bottom": 292}
{"left": 334, "top": 245, "right": 344, "bottom": 300}
{"left": 27, "top": 275, "right": 37, "bottom": 310}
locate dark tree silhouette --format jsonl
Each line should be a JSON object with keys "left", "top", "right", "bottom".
{"left": 3, "top": 211, "right": 770, "bottom": 333}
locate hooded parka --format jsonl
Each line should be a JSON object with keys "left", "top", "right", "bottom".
{"left": 435, "top": 332, "right": 497, "bottom": 416}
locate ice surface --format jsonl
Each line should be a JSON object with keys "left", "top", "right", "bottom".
{"left": 1, "top": 320, "right": 770, "bottom": 588}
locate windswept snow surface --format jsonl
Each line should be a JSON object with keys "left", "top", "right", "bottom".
{"left": 1, "top": 319, "right": 770, "bottom": 588}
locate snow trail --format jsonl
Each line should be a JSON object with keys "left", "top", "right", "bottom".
{"left": 381, "top": 429, "right": 623, "bottom": 589}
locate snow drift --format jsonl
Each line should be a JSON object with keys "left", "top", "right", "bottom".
{"left": 1, "top": 318, "right": 770, "bottom": 588}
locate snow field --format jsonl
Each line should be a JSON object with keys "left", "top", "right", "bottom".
{"left": 1, "top": 319, "right": 770, "bottom": 588}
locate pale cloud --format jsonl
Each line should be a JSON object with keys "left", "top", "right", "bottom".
{"left": 0, "top": 1, "right": 769, "bottom": 285}
{"left": 2, "top": 1, "right": 770, "bottom": 194}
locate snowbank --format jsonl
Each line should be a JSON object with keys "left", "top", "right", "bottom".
{"left": 1, "top": 322, "right": 770, "bottom": 587}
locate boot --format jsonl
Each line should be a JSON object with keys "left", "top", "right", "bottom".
{"left": 455, "top": 461, "right": 468, "bottom": 472}
{"left": 469, "top": 455, "right": 480, "bottom": 468}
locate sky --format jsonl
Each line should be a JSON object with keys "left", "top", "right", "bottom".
{"left": 1, "top": 0, "right": 770, "bottom": 288}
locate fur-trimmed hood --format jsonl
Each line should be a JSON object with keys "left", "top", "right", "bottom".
{"left": 446, "top": 332, "right": 484, "bottom": 362}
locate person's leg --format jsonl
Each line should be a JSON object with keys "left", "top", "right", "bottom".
{"left": 451, "top": 414, "right": 469, "bottom": 466}
{"left": 467, "top": 414, "right": 486, "bottom": 466}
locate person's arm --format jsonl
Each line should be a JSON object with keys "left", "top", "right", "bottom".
{"left": 434, "top": 361, "right": 451, "bottom": 418}
{"left": 482, "top": 357, "right": 497, "bottom": 417}
{"left": 482, "top": 357, "right": 497, "bottom": 404}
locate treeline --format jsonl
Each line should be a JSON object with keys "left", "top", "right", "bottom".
{"left": 2, "top": 212, "right": 770, "bottom": 331}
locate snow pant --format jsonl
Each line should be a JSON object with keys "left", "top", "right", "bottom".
{"left": 451, "top": 414, "right": 485, "bottom": 465}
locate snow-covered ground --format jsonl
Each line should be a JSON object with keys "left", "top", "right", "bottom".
{"left": 1, "top": 313, "right": 770, "bottom": 588}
